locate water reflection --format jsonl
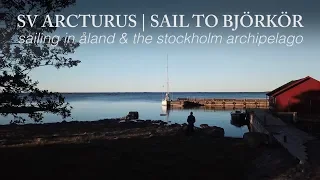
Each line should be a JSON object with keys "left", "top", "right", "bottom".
{"left": 160, "top": 106, "right": 170, "bottom": 123}
{"left": 230, "top": 117, "right": 249, "bottom": 128}
{"left": 0, "top": 101, "right": 249, "bottom": 137}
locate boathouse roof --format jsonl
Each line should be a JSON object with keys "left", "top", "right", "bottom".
{"left": 266, "top": 76, "right": 315, "bottom": 97}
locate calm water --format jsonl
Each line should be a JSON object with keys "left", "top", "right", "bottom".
{"left": 0, "top": 92, "right": 266, "bottom": 137}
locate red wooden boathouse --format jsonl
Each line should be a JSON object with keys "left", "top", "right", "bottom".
{"left": 266, "top": 76, "right": 320, "bottom": 113}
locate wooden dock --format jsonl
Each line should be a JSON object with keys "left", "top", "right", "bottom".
{"left": 249, "top": 109, "right": 316, "bottom": 163}
{"left": 169, "top": 98, "right": 268, "bottom": 109}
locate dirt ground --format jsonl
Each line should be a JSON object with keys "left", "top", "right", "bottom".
{"left": 0, "top": 119, "right": 306, "bottom": 180}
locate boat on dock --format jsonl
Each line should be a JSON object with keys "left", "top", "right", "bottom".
{"left": 183, "top": 101, "right": 203, "bottom": 108}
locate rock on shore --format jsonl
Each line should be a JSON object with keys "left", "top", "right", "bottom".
{"left": 199, "top": 124, "right": 225, "bottom": 137}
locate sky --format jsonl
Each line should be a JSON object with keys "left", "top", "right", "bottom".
{"left": 21, "top": 0, "right": 320, "bottom": 92}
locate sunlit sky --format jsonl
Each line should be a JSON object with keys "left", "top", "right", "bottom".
{"left": 27, "top": 0, "right": 320, "bottom": 92}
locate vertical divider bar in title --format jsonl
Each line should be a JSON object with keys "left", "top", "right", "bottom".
{"left": 142, "top": 14, "right": 145, "bottom": 32}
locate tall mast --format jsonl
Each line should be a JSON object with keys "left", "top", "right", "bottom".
{"left": 166, "top": 54, "right": 169, "bottom": 94}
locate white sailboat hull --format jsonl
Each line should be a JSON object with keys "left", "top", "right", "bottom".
{"left": 161, "top": 105, "right": 168, "bottom": 112}
{"left": 161, "top": 54, "right": 171, "bottom": 107}
{"left": 162, "top": 100, "right": 168, "bottom": 106}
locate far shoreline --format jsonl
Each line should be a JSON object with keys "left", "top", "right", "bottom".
{"left": 56, "top": 91, "right": 269, "bottom": 93}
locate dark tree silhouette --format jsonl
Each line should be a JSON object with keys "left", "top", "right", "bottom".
{"left": 0, "top": 0, "right": 80, "bottom": 123}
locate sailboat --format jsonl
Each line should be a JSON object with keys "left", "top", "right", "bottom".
{"left": 161, "top": 55, "right": 171, "bottom": 107}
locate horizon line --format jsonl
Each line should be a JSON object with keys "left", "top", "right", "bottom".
{"left": 54, "top": 91, "right": 269, "bottom": 93}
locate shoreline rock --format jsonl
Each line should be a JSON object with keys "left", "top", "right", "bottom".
{"left": 0, "top": 118, "right": 229, "bottom": 146}
{"left": 201, "top": 126, "right": 225, "bottom": 137}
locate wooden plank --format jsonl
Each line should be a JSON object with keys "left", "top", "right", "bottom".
{"left": 250, "top": 109, "right": 315, "bottom": 163}
{"left": 273, "top": 134, "right": 308, "bottom": 162}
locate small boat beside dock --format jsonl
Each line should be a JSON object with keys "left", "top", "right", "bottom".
{"left": 230, "top": 110, "right": 249, "bottom": 127}
{"left": 230, "top": 110, "right": 246, "bottom": 120}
